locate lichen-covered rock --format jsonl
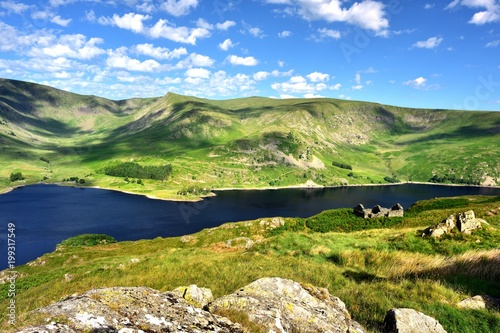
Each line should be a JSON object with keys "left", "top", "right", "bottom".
{"left": 16, "top": 287, "right": 243, "bottom": 333}
{"left": 208, "top": 277, "right": 365, "bottom": 333}
{"left": 457, "top": 295, "right": 500, "bottom": 310}
{"left": 383, "top": 308, "right": 447, "bottom": 333}
{"left": 172, "top": 284, "right": 214, "bottom": 309}
{"left": 457, "top": 210, "right": 484, "bottom": 234}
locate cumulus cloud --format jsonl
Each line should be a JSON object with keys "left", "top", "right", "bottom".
{"left": 28, "top": 34, "right": 105, "bottom": 60}
{"left": 271, "top": 0, "right": 389, "bottom": 34}
{"left": 226, "top": 55, "right": 259, "bottom": 66}
{"left": 307, "top": 71, "right": 329, "bottom": 82}
{"left": 106, "top": 50, "right": 162, "bottom": 72}
{"left": 219, "top": 38, "right": 235, "bottom": 51}
{"left": 446, "top": 0, "right": 500, "bottom": 24}
{"left": 216, "top": 20, "right": 236, "bottom": 30}
{"left": 317, "top": 28, "right": 341, "bottom": 39}
{"left": 411, "top": 36, "right": 443, "bottom": 49}
{"left": 185, "top": 67, "right": 211, "bottom": 78}
{"left": 271, "top": 73, "right": 339, "bottom": 95}
{"left": 403, "top": 77, "right": 427, "bottom": 89}
{"left": 0, "top": 0, "right": 32, "bottom": 14}
{"left": 160, "top": 0, "right": 199, "bottom": 16}
{"left": 278, "top": 30, "right": 292, "bottom": 38}
{"left": 97, "top": 13, "right": 211, "bottom": 45}
{"left": 486, "top": 40, "right": 500, "bottom": 47}
{"left": 175, "top": 53, "right": 215, "bottom": 69}
{"left": 134, "top": 43, "right": 187, "bottom": 59}
{"left": 99, "top": 12, "right": 151, "bottom": 33}
{"left": 253, "top": 71, "right": 270, "bottom": 81}
{"left": 50, "top": 15, "right": 72, "bottom": 27}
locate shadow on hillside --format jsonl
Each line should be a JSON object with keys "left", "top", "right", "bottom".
{"left": 395, "top": 122, "right": 500, "bottom": 145}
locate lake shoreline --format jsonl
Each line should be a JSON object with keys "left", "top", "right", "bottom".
{"left": 1, "top": 180, "right": 499, "bottom": 202}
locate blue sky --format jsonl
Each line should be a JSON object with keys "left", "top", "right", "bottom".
{"left": 0, "top": 0, "right": 499, "bottom": 110}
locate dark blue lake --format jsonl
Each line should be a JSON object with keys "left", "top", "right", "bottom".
{"left": 1, "top": 183, "right": 499, "bottom": 270}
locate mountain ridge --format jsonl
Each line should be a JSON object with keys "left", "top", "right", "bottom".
{"left": 0, "top": 78, "right": 499, "bottom": 199}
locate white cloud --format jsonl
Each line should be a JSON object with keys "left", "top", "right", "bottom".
{"left": 219, "top": 38, "right": 235, "bottom": 51}
{"left": 160, "top": 0, "right": 199, "bottom": 16}
{"left": 411, "top": 36, "right": 443, "bottom": 49}
{"left": 226, "top": 55, "right": 259, "bottom": 66}
{"left": 277, "top": 60, "right": 285, "bottom": 68}
{"left": 185, "top": 67, "right": 211, "bottom": 78}
{"left": 148, "top": 19, "right": 211, "bottom": 44}
{"left": 28, "top": 34, "right": 105, "bottom": 60}
{"left": 271, "top": 75, "right": 334, "bottom": 94}
{"left": 332, "top": 83, "right": 341, "bottom": 90}
{"left": 216, "top": 20, "right": 236, "bottom": 30}
{"left": 134, "top": 43, "right": 187, "bottom": 59}
{"left": 307, "top": 71, "right": 329, "bottom": 82}
{"left": 253, "top": 71, "right": 270, "bottom": 81}
{"left": 403, "top": 77, "right": 427, "bottom": 89}
{"left": 278, "top": 30, "right": 292, "bottom": 38}
{"left": 424, "top": 3, "right": 435, "bottom": 9}
{"left": 0, "top": 0, "right": 32, "bottom": 14}
{"left": 50, "top": 15, "right": 72, "bottom": 27}
{"left": 355, "top": 73, "right": 362, "bottom": 84}
{"left": 278, "top": 0, "right": 389, "bottom": 34}
{"left": 318, "top": 28, "right": 341, "bottom": 39}
{"left": 106, "top": 52, "right": 162, "bottom": 72}
{"left": 196, "top": 18, "right": 213, "bottom": 30}
{"left": 352, "top": 84, "right": 364, "bottom": 90}
{"left": 99, "top": 12, "right": 151, "bottom": 33}
{"left": 486, "top": 40, "right": 500, "bottom": 47}
{"left": 446, "top": 0, "right": 500, "bottom": 24}
{"left": 249, "top": 27, "right": 264, "bottom": 37}
{"left": 176, "top": 53, "right": 215, "bottom": 69}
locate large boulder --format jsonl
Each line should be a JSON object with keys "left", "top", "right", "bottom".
{"left": 457, "top": 210, "right": 484, "bottom": 234}
{"left": 16, "top": 287, "right": 243, "bottom": 333}
{"left": 172, "top": 284, "right": 214, "bottom": 309}
{"left": 208, "top": 277, "right": 365, "bottom": 333}
{"left": 383, "top": 308, "right": 447, "bottom": 333}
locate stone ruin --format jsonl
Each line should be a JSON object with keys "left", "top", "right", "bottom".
{"left": 422, "top": 210, "right": 487, "bottom": 238}
{"left": 353, "top": 203, "right": 404, "bottom": 219}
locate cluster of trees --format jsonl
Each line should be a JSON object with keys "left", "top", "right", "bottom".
{"left": 63, "top": 177, "right": 85, "bottom": 184}
{"left": 10, "top": 172, "right": 24, "bottom": 182}
{"left": 384, "top": 175, "right": 400, "bottom": 183}
{"left": 332, "top": 161, "right": 353, "bottom": 170}
{"left": 105, "top": 162, "right": 172, "bottom": 180}
{"left": 177, "top": 186, "right": 212, "bottom": 196}
{"left": 428, "top": 174, "right": 481, "bottom": 186}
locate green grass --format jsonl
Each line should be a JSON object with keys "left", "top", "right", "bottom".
{"left": 1, "top": 195, "right": 499, "bottom": 332}
{"left": 1, "top": 79, "right": 499, "bottom": 199}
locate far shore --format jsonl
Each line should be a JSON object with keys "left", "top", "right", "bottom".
{"left": 1, "top": 180, "right": 499, "bottom": 203}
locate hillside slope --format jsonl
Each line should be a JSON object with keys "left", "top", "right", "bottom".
{"left": 1, "top": 78, "right": 499, "bottom": 199}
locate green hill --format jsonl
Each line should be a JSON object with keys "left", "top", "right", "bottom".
{"left": 1, "top": 78, "right": 499, "bottom": 199}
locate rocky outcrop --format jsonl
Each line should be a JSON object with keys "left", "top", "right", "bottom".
{"left": 172, "top": 284, "right": 214, "bottom": 309}
{"left": 16, "top": 278, "right": 366, "bottom": 333}
{"left": 383, "top": 308, "right": 447, "bottom": 333}
{"left": 354, "top": 203, "right": 404, "bottom": 219}
{"left": 208, "top": 277, "right": 366, "bottom": 333}
{"left": 16, "top": 287, "right": 243, "bottom": 333}
{"left": 457, "top": 295, "right": 500, "bottom": 310}
{"left": 423, "top": 210, "right": 487, "bottom": 238}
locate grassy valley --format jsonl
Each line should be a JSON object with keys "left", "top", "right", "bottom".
{"left": 1, "top": 78, "right": 499, "bottom": 200}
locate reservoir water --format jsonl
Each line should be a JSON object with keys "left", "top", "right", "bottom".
{"left": 1, "top": 183, "right": 499, "bottom": 270}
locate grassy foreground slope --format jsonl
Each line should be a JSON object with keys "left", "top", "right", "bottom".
{"left": 1, "top": 195, "right": 499, "bottom": 332}
{"left": 1, "top": 78, "right": 499, "bottom": 200}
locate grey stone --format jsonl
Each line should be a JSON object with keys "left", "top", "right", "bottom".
{"left": 16, "top": 287, "right": 243, "bottom": 333}
{"left": 457, "top": 295, "right": 500, "bottom": 310}
{"left": 383, "top": 308, "right": 447, "bottom": 333}
{"left": 172, "top": 284, "right": 214, "bottom": 309}
{"left": 209, "top": 277, "right": 366, "bottom": 333}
